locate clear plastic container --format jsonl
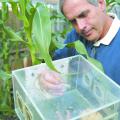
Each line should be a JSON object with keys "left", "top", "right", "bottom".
{"left": 12, "top": 55, "right": 120, "bottom": 120}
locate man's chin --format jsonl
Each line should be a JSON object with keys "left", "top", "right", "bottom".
{"left": 83, "top": 35, "right": 98, "bottom": 42}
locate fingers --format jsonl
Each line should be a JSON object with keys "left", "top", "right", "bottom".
{"left": 40, "top": 70, "right": 63, "bottom": 90}
{"left": 45, "top": 73, "right": 62, "bottom": 84}
{"left": 37, "top": 69, "right": 68, "bottom": 96}
{"left": 41, "top": 70, "right": 62, "bottom": 84}
{"left": 41, "top": 79, "right": 66, "bottom": 91}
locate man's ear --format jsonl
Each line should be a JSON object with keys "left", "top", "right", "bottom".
{"left": 98, "top": 0, "right": 106, "bottom": 12}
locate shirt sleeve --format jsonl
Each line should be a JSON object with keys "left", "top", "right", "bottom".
{"left": 53, "top": 29, "right": 80, "bottom": 60}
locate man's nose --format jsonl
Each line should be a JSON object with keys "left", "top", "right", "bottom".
{"left": 76, "top": 18, "right": 86, "bottom": 31}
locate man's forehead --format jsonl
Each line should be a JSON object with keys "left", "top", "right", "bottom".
{"left": 63, "top": 0, "right": 90, "bottom": 20}
{"left": 63, "top": 0, "right": 90, "bottom": 12}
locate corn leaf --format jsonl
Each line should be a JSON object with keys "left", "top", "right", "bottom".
{"left": 75, "top": 41, "right": 104, "bottom": 71}
{"left": 32, "top": 3, "right": 57, "bottom": 71}
{"left": 66, "top": 40, "right": 104, "bottom": 72}
{"left": 3, "top": 26, "right": 28, "bottom": 45}
{"left": 70, "top": 41, "right": 89, "bottom": 57}
{"left": 87, "top": 57, "right": 104, "bottom": 71}
{"left": 2, "top": 2, "right": 9, "bottom": 22}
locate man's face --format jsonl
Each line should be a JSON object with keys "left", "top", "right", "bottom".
{"left": 63, "top": 0, "right": 107, "bottom": 42}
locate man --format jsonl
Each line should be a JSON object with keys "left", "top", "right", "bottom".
{"left": 40, "top": 0, "right": 120, "bottom": 94}
{"left": 55, "top": 0, "right": 120, "bottom": 82}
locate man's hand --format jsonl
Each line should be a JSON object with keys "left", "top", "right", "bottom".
{"left": 37, "top": 69, "right": 69, "bottom": 96}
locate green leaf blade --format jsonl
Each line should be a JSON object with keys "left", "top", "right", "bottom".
{"left": 32, "top": 3, "right": 57, "bottom": 71}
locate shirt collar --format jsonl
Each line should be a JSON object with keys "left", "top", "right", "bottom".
{"left": 94, "top": 14, "right": 120, "bottom": 47}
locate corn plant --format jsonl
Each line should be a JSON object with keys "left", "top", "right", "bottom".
{"left": 0, "top": 1, "right": 65, "bottom": 117}
{"left": 0, "top": 0, "right": 58, "bottom": 72}
{"left": 0, "top": 2, "right": 25, "bottom": 117}
{"left": 0, "top": 0, "right": 119, "bottom": 119}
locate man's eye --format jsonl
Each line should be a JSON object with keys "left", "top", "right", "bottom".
{"left": 78, "top": 13, "right": 87, "bottom": 18}
{"left": 70, "top": 19, "right": 76, "bottom": 24}
{"left": 78, "top": 10, "right": 89, "bottom": 18}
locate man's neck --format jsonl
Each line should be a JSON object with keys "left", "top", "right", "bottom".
{"left": 99, "top": 15, "right": 113, "bottom": 40}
